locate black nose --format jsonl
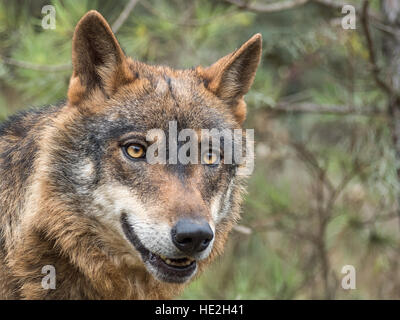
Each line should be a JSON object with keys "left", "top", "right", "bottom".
{"left": 171, "top": 219, "right": 214, "bottom": 255}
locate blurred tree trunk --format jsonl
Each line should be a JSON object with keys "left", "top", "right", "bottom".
{"left": 381, "top": 0, "right": 400, "bottom": 229}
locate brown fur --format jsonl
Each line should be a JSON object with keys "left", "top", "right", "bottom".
{"left": 0, "top": 11, "right": 261, "bottom": 299}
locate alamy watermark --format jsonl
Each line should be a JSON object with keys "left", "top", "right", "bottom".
{"left": 341, "top": 265, "right": 356, "bottom": 290}
{"left": 142, "top": 121, "right": 254, "bottom": 176}
{"left": 342, "top": 5, "right": 356, "bottom": 29}
{"left": 41, "top": 5, "right": 56, "bottom": 30}
{"left": 41, "top": 265, "right": 56, "bottom": 290}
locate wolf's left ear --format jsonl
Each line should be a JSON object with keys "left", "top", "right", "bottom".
{"left": 68, "top": 10, "right": 135, "bottom": 105}
{"left": 198, "top": 34, "right": 262, "bottom": 124}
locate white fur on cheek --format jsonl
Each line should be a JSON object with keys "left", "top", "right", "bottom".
{"left": 91, "top": 183, "right": 217, "bottom": 260}
{"left": 220, "top": 179, "right": 235, "bottom": 221}
{"left": 91, "top": 184, "right": 182, "bottom": 258}
{"left": 80, "top": 160, "right": 95, "bottom": 178}
{"left": 211, "top": 179, "right": 235, "bottom": 225}
{"left": 210, "top": 193, "right": 223, "bottom": 223}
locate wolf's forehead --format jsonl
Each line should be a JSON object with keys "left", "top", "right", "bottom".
{"left": 105, "top": 106, "right": 230, "bottom": 134}
{"left": 152, "top": 75, "right": 187, "bottom": 94}
{"left": 103, "top": 76, "right": 232, "bottom": 133}
{"left": 158, "top": 76, "right": 193, "bottom": 97}
{"left": 151, "top": 73, "right": 204, "bottom": 106}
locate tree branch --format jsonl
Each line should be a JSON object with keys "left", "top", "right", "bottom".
{"left": 223, "top": 0, "right": 384, "bottom": 23}
{"left": 223, "top": 0, "right": 310, "bottom": 13}
{"left": 111, "top": 0, "right": 140, "bottom": 33}
{"left": 360, "top": 0, "right": 395, "bottom": 97}
{"left": 233, "top": 224, "right": 253, "bottom": 235}
{"left": 263, "top": 102, "right": 384, "bottom": 116}
{"left": 0, "top": 56, "right": 71, "bottom": 72}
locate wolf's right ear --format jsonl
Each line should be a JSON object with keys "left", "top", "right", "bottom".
{"left": 68, "top": 11, "right": 135, "bottom": 106}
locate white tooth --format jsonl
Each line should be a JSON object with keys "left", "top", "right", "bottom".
{"left": 166, "top": 259, "right": 172, "bottom": 265}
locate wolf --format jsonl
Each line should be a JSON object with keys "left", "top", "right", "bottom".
{"left": 0, "top": 11, "right": 261, "bottom": 299}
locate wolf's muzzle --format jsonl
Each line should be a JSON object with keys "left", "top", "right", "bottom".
{"left": 171, "top": 219, "right": 214, "bottom": 255}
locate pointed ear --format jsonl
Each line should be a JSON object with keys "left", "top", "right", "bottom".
{"left": 68, "top": 11, "right": 135, "bottom": 105}
{"left": 198, "top": 34, "right": 262, "bottom": 124}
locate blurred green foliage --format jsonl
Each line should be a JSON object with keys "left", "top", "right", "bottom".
{"left": 0, "top": 0, "right": 398, "bottom": 299}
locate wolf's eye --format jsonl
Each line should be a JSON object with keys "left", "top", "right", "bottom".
{"left": 125, "top": 144, "right": 146, "bottom": 159}
{"left": 203, "top": 150, "right": 219, "bottom": 165}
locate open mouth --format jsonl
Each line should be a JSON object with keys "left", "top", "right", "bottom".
{"left": 121, "top": 214, "right": 197, "bottom": 283}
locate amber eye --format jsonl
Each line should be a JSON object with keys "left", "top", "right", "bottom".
{"left": 203, "top": 150, "right": 219, "bottom": 165}
{"left": 125, "top": 143, "right": 146, "bottom": 159}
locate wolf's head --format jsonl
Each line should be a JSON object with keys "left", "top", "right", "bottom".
{"left": 45, "top": 11, "right": 261, "bottom": 286}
